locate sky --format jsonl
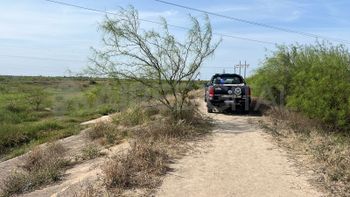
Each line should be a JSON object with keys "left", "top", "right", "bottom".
{"left": 1, "top": 0, "right": 350, "bottom": 79}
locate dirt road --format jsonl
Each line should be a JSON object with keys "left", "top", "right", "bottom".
{"left": 156, "top": 102, "right": 323, "bottom": 197}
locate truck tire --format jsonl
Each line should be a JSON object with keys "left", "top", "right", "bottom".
{"left": 242, "top": 105, "right": 250, "bottom": 114}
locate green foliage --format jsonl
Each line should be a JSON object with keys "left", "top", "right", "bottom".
{"left": 0, "top": 76, "right": 123, "bottom": 159}
{"left": 27, "top": 88, "right": 51, "bottom": 111}
{"left": 249, "top": 42, "right": 350, "bottom": 130}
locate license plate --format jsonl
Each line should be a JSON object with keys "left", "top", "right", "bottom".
{"left": 224, "top": 100, "right": 235, "bottom": 105}
{"left": 222, "top": 95, "right": 241, "bottom": 98}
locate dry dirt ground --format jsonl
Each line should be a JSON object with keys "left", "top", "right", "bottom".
{"left": 0, "top": 100, "right": 325, "bottom": 197}
{"left": 156, "top": 101, "right": 324, "bottom": 197}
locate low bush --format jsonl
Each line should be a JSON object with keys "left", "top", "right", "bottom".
{"left": 5, "top": 102, "right": 27, "bottom": 113}
{"left": 103, "top": 139, "right": 169, "bottom": 190}
{"left": 0, "top": 143, "right": 69, "bottom": 197}
{"left": 86, "top": 123, "right": 128, "bottom": 145}
{"left": 113, "top": 105, "right": 151, "bottom": 126}
{"left": 80, "top": 144, "right": 101, "bottom": 160}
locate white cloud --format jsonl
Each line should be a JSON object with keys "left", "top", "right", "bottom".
{"left": 139, "top": 10, "right": 179, "bottom": 18}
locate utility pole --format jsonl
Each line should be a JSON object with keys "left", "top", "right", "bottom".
{"left": 239, "top": 61, "right": 242, "bottom": 75}
{"left": 235, "top": 60, "right": 250, "bottom": 78}
{"left": 243, "top": 61, "right": 249, "bottom": 78}
{"left": 234, "top": 63, "right": 240, "bottom": 74}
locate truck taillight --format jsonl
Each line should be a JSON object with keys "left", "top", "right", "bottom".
{"left": 209, "top": 86, "right": 215, "bottom": 97}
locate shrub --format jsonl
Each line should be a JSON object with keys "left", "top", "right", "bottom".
{"left": 5, "top": 102, "right": 27, "bottom": 113}
{"left": 27, "top": 88, "right": 51, "bottom": 111}
{"left": 0, "top": 143, "right": 69, "bottom": 197}
{"left": 86, "top": 123, "right": 127, "bottom": 145}
{"left": 249, "top": 42, "right": 350, "bottom": 130}
{"left": 102, "top": 139, "right": 168, "bottom": 189}
{"left": 80, "top": 144, "right": 101, "bottom": 160}
{"left": 113, "top": 105, "right": 149, "bottom": 126}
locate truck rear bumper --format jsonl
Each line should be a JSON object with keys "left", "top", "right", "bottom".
{"left": 207, "top": 98, "right": 251, "bottom": 111}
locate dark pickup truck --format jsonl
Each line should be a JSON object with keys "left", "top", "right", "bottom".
{"left": 204, "top": 73, "right": 251, "bottom": 113}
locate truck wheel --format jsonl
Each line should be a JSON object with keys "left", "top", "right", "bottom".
{"left": 207, "top": 108, "right": 213, "bottom": 113}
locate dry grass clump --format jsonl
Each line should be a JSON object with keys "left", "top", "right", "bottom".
{"left": 113, "top": 105, "right": 151, "bottom": 126}
{"left": 80, "top": 144, "right": 102, "bottom": 160}
{"left": 267, "top": 106, "right": 319, "bottom": 133}
{"left": 86, "top": 122, "right": 128, "bottom": 145}
{"left": 0, "top": 143, "right": 69, "bottom": 197}
{"left": 262, "top": 106, "right": 350, "bottom": 196}
{"left": 103, "top": 139, "right": 169, "bottom": 191}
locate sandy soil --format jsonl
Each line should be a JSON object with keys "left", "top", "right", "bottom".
{"left": 156, "top": 101, "right": 324, "bottom": 197}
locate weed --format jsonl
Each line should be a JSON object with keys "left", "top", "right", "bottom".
{"left": 113, "top": 105, "right": 149, "bottom": 126}
{"left": 81, "top": 144, "right": 101, "bottom": 160}
{"left": 103, "top": 139, "right": 168, "bottom": 189}
{"left": 86, "top": 123, "right": 128, "bottom": 145}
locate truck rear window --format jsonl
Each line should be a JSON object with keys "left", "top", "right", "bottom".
{"left": 212, "top": 75, "right": 243, "bottom": 84}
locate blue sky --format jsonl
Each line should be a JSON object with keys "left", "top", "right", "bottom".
{"left": 1, "top": 0, "right": 350, "bottom": 78}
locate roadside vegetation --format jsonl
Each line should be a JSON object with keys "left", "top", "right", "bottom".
{"left": 0, "top": 76, "right": 123, "bottom": 160}
{"left": 0, "top": 143, "right": 69, "bottom": 197}
{"left": 248, "top": 42, "right": 350, "bottom": 130}
{"left": 82, "top": 102, "right": 210, "bottom": 196}
{"left": 249, "top": 42, "right": 350, "bottom": 196}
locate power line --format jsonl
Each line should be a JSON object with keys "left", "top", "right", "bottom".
{"left": 154, "top": 0, "right": 350, "bottom": 45}
{"left": 42, "top": 0, "right": 275, "bottom": 45}
{"left": 0, "top": 54, "right": 86, "bottom": 62}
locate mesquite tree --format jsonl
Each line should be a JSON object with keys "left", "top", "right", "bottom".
{"left": 89, "top": 7, "right": 220, "bottom": 119}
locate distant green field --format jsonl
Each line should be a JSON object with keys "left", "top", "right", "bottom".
{"left": 0, "top": 76, "right": 126, "bottom": 160}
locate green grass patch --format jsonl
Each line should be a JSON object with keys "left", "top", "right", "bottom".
{"left": 0, "top": 76, "right": 123, "bottom": 160}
